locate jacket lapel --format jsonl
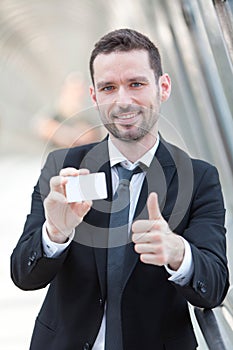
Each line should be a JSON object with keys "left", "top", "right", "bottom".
{"left": 80, "top": 139, "right": 112, "bottom": 298}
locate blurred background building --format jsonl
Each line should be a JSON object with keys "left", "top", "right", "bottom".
{"left": 0, "top": 0, "right": 233, "bottom": 349}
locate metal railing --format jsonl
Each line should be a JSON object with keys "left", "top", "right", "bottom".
{"left": 195, "top": 307, "right": 227, "bottom": 350}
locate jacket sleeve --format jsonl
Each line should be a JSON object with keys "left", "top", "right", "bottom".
{"left": 10, "top": 152, "right": 70, "bottom": 291}
{"left": 174, "top": 164, "right": 229, "bottom": 308}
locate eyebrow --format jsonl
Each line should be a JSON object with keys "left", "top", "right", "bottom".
{"left": 96, "top": 81, "right": 113, "bottom": 90}
{"left": 96, "top": 76, "right": 150, "bottom": 90}
{"left": 127, "top": 76, "right": 150, "bottom": 83}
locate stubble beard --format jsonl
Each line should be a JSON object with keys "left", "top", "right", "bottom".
{"left": 100, "top": 107, "right": 159, "bottom": 143}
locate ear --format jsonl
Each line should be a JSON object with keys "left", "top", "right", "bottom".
{"left": 89, "top": 85, "right": 97, "bottom": 104}
{"left": 159, "top": 74, "right": 171, "bottom": 102}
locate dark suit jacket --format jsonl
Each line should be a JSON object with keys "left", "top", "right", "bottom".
{"left": 11, "top": 137, "right": 229, "bottom": 350}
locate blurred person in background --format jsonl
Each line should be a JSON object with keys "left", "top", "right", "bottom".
{"left": 33, "top": 71, "right": 104, "bottom": 148}
{"left": 11, "top": 28, "right": 229, "bottom": 350}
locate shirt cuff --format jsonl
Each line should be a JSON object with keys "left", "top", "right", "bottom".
{"left": 165, "top": 237, "right": 194, "bottom": 286}
{"left": 42, "top": 223, "right": 75, "bottom": 258}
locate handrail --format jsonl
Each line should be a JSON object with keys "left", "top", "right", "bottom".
{"left": 194, "top": 307, "right": 226, "bottom": 350}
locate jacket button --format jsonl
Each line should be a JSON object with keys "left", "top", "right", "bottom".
{"left": 83, "top": 342, "right": 90, "bottom": 350}
{"left": 99, "top": 298, "right": 103, "bottom": 306}
{"left": 28, "top": 251, "right": 37, "bottom": 266}
{"left": 197, "top": 281, "right": 207, "bottom": 294}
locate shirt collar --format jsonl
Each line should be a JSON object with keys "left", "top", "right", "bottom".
{"left": 108, "top": 134, "right": 160, "bottom": 169}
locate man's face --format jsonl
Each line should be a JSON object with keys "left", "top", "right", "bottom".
{"left": 90, "top": 50, "right": 170, "bottom": 142}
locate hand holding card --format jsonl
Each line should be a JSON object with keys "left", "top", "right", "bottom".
{"left": 65, "top": 172, "right": 108, "bottom": 203}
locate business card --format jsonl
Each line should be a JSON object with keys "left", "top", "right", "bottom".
{"left": 65, "top": 172, "right": 107, "bottom": 202}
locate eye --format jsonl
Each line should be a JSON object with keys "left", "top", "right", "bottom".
{"left": 102, "top": 86, "right": 115, "bottom": 92}
{"left": 131, "top": 82, "right": 143, "bottom": 88}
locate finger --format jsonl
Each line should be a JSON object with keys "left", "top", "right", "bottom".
{"left": 134, "top": 243, "right": 156, "bottom": 254}
{"left": 77, "top": 168, "right": 90, "bottom": 176}
{"left": 132, "top": 232, "right": 149, "bottom": 244}
{"left": 140, "top": 253, "right": 165, "bottom": 266}
{"left": 59, "top": 167, "right": 79, "bottom": 176}
{"left": 50, "top": 176, "right": 67, "bottom": 193}
{"left": 45, "top": 191, "right": 67, "bottom": 206}
{"left": 147, "top": 192, "right": 162, "bottom": 220}
{"left": 132, "top": 231, "right": 161, "bottom": 243}
{"left": 132, "top": 231, "right": 153, "bottom": 243}
{"left": 70, "top": 200, "right": 93, "bottom": 217}
{"left": 59, "top": 167, "right": 90, "bottom": 176}
{"left": 132, "top": 220, "right": 155, "bottom": 233}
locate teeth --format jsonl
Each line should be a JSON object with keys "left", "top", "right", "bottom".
{"left": 117, "top": 114, "right": 136, "bottom": 119}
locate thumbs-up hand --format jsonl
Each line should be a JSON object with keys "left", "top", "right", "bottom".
{"left": 132, "top": 192, "right": 185, "bottom": 270}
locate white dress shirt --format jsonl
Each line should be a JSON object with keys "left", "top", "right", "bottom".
{"left": 42, "top": 136, "right": 194, "bottom": 350}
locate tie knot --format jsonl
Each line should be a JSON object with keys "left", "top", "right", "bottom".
{"left": 116, "top": 164, "right": 142, "bottom": 182}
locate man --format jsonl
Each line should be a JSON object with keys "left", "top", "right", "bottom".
{"left": 11, "top": 29, "right": 229, "bottom": 350}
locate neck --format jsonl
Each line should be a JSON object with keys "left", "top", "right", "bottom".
{"left": 110, "top": 126, "right": 158, "bottom": 163}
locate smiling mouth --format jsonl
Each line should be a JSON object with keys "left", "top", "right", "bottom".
{"left": 116, "top": 113, "right": 137, "bottom": 119}
{"left": 114, "top": 112, "right": 140, "bottom": 124}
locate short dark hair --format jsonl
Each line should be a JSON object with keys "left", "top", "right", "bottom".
{"left": 89, "top": 28, "right": 163, "bottom": 84}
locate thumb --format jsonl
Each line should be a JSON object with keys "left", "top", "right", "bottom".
{"left": 147, "top": 192, "right": 162, "bottom": 220}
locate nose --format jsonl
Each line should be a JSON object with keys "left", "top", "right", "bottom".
{"left": 115, "top": 86, "right": 133, "bottom": 108}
